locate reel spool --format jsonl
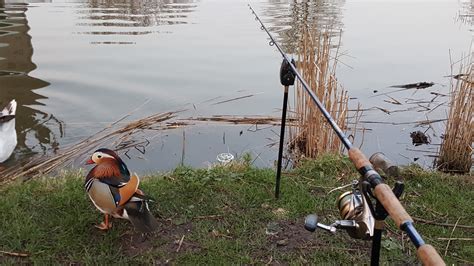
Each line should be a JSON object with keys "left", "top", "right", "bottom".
{"left": 337, "top": 191, "right": 364, "bottom": 220}
{"left": 336, "top": 188, "right": 374, "bottom": 240}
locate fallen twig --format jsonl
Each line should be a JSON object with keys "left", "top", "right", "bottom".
{"left": 212, "top": 94, "right": 257, "bottom": 105}
{"left": 211, "top": 229, "right": 232, "bottom": 239}
{"left": 176, "top": 235, "right": 185, "bottom": 252}
{"left": 355, "top": 118, "right": 447, "bottom": 126}
{"left": 438, "top": 237, "right": 473, "bottom": 241}
{"left": 444, "top": 73, "right": 469, "bottom": 80}
{"left": 444, "top": 218, "right": 461, "bottom": 256}
{"left": 426, "top": 102, "right": 447, "bottom": 115}
{"left": 193, "top": 215, "right": 223, "bottom": 220}
{"left": 299, "top": 245, "right": 368, "bottom": 252}
{"left": 0, "top": 250, "right": 29, "bottom": 257}
{"left": 406, "top": 148, "right": 438, "bottom": 153}
{"left": 327, "top": 183, "right": 353, "bottom": 194}
{"left": 430, "top": 92, "right": 448, "bottom": 97}
{"left": 413, "top": 217, "right": 474, "bottom": 229}
{"left": 183, "top": 115, "right": 297, "bottom": 125}
{"left": 383, "top": 95, "right": 402, "bottom": 105}
{"left": 374, "top": 106, "right": 391, "bottom": 115}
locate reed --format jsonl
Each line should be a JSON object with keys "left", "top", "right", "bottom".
{"left": 0, "top": 110, "right": 183, "bottom": 185}
{"left": 184, "top": 115, "right": 297, "bottom": 125}
{"left": 436, "top": 54, "right": 473, "bottom": 173}
{"left": 289, "top": 29, "right": 354, "bottom": 162}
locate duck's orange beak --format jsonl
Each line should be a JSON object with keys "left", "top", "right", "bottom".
{"left": 86, "top": 159, "right": 95, "bottom": 165}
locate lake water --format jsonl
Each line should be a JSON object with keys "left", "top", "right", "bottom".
{"left": 0, "top": 0, "right": 471, "bottom": 174}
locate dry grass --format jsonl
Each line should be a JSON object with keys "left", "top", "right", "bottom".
{"left": 0, "top": 109, "right": 184, "bottom": 185}
{"left": 436, "top": 54, "right": 473, "bottom": 173}
{"left": 289, "top": 29, "right": 357, "bottom": 162}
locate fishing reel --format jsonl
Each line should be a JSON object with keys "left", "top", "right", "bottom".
{"left": 305, "top": 180, "right": 375, "bottom": 240}
{"left": 304, "top": 153, "right": 404, "bottom": 241}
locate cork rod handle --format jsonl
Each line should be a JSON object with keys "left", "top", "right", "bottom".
{"left": 417, "top": 245, "right": 445, "bottom": 266}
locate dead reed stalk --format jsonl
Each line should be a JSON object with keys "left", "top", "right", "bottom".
{"left": 0, "top": 110, "right": 184, "bottom": 185}
{"left": 289, "top": 29, "right": 355, "bottom": 162}
{"left": 436, "top": 54, "right": 473, "bottom": 173}
{"left": 183, "top": 115, "right": 297, "bottom": 125}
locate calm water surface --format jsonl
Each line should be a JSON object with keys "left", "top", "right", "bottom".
{"left": 0, "top": 0, "right": 471, "bottom": 173}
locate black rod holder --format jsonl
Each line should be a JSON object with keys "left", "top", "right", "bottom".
{"left": 275, "top": 86, "right": 289, "bottom": 199}
{"left": 371, "top": 228, "right": 383, "bottom": 266}
{"left": 275, "top": 59, "right": 296, "bottom": 199}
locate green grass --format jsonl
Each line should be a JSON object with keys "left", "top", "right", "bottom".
{"left": 0, "top": 155, "right": 472, "bottom": 264}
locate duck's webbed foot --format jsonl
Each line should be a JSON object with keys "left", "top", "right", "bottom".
{"left": 95, "top": 214, "right": 112, "bottom": 230}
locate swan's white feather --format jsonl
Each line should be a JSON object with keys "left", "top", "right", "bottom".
{"left": 0, "top": 100, "right": 18, "bottom": 163}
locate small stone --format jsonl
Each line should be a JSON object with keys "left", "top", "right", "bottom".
{"left": 272, "top": 208, "right": 288, "bottom": 218}
{"left": 211, "top": 229, "right": 220, "bottom": 237}
{"left": 276, "top": 239, "right": 288, "bottom": 246}
{"left": 265, "top": 221, "right": 280, "bottom": 236}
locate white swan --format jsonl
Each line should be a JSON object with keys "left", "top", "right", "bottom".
{"left": 0, "top": 99, "right": 17, "bottom": 163}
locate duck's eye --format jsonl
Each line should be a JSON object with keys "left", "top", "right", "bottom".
{"left": 97, "top": 155, "right": 102, "bottom": 158}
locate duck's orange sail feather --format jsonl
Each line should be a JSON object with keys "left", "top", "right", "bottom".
{"left": 118, "top": 173, "right": 139, "bottom": 206}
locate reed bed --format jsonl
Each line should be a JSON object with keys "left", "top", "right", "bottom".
{"left": 436, "top": 55, "right": 473, "bottom": 173}
{"left": 289, "top": 29, "right": 355, "bottom": 162}
{"left": 0, "top": 110, "right": 183, "bottom": 185}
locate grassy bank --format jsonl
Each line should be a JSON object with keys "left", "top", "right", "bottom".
{"left": 0, "top": 155, "right": 473, "bottom": 264}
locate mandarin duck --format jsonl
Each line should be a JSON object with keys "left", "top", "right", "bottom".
{"left": 0, "top": 99, "right": 17, "bottom": 163}
{"left": 84, "top": 148, "right": 159, "bottom": 232}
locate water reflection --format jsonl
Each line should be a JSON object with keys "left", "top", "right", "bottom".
{"left": 458, "top": 0, "right": 473, "bottom": 26}
{"left": 0, "top": 0, "right": 59, "bottom": 164}
{"left": 262, "top": 0, "right": 345, "bottom": 53}
{"left": 77, "top": 0, "right": 198, "bottom": 43}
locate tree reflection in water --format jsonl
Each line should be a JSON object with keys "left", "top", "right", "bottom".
{"left": 78, "top": 0, "right": 199, "bottom": 44}
{"left": 262, "top": 0, "right": 345, "bottom": 53}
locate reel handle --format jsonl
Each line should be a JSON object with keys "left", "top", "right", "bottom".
{"left": 304, "top": 214, "right": 336, "bottom": 233}
{"left": 304, "top": 214, "right": 318, "bottom": 232}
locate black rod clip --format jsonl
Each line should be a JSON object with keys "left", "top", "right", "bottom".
{"left": 280, "top": 59, "right": 296, "bottom": 87}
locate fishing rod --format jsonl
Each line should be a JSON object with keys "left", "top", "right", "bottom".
{"left": 248, "top": 4, "right": 444, "bottom": 266}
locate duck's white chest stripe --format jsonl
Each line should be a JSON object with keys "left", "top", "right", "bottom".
{"left": 85, "top": 178, "right": 94, "bottom": 192}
